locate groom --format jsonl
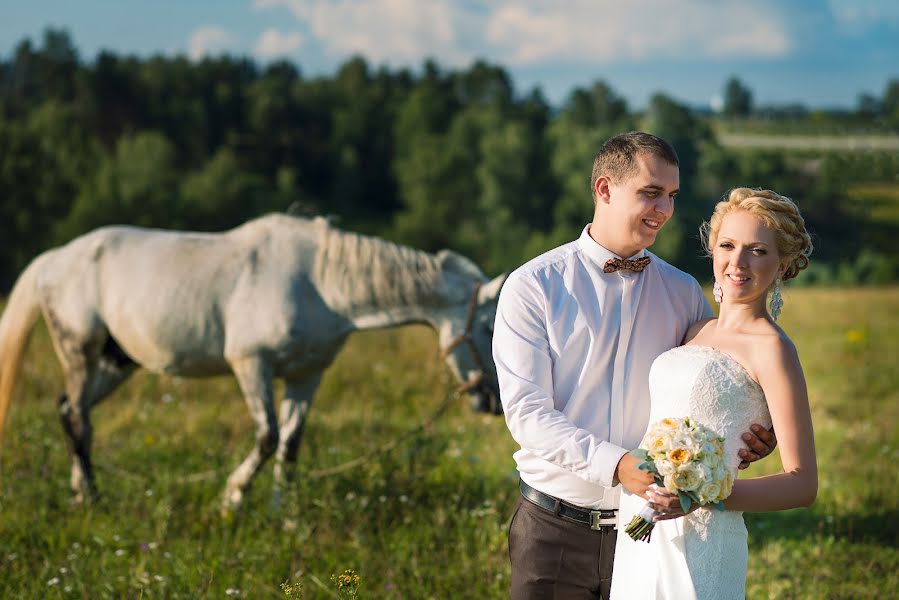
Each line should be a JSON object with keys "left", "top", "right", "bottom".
{"left": 492, "top": 131, "right": 776, "bottom": 599}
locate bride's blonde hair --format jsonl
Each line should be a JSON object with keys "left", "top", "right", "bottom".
{"left": 701, "top": 188, "right": 813, "bottom": 281}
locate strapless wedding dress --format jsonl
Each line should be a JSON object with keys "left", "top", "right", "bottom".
{"left": 610, "top": 345, "right": 772, "bottom": 600}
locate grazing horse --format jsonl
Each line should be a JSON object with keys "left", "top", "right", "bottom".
{"left": 0, "top": 214, "right": 506, "bottom": 511}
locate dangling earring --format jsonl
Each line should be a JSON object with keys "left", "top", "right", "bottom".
{"left": 713, "top": 281, "right": 723, "bottom": 303}
{"left": 769, "top": 279, "right": 783, "bottom": 321}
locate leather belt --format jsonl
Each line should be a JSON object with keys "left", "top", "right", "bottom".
{"left": 519, "top": 480, "right": 617, "bottom": 530}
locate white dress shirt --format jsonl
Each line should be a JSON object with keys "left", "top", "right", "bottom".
{"left": 493, "top": 225, "right": 712, "bottom": 509}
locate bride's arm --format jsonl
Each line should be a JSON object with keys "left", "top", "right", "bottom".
{"left": 723, "top": 337, "right": 818, "bottom": 512}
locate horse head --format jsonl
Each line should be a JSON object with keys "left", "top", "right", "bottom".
{"left": 439, "top": 272, "right": 507, "bottom": 415}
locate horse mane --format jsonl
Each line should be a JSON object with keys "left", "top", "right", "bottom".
{"left": 311, "top": 218, "right": 481, "bottom": 312}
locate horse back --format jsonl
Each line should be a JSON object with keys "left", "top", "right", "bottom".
{"left": 38, "top": 223, "right": 280, "bottom": 373}
{"left": 36, "top": 218, "right": 350, "bottom": 376}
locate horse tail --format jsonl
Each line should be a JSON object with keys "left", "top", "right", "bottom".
{"left": 0, "top": 252, "right": 49, "bottom": 446}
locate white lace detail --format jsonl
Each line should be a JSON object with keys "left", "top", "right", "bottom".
{"left": 611, "top": 345, "right": 772, "bottom": 600}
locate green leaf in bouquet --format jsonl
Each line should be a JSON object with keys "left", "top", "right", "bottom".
{"left": 629, "top": 449, "right": 649, "bottom": 461}
{"left": 711, "top": 501, "right": 725, "bottom": 512}
{"left": 678, "top": 491, "right": 692, "bottom": 513}
{"left": 637, "top": 461, "right": 655, "bottom": 472}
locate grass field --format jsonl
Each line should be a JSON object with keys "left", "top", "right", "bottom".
{"left": 1, "top": 287, "right": 897, "bottom": 598}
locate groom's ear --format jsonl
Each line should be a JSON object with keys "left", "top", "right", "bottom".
{"left": 594, "top": 176, "right": 613, "bottom": 204}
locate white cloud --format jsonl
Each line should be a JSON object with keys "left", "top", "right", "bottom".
{"left": 828, "top": 0, "right": 899, "bottom": 29}
{"left": 255, "top": 29, "right": 304, "bottom": 59}
{"left": 485, "top": 1, "right": 791, "bottom": 65}
{"left": 188, "top": 26, "right": 234, "bottom": 61}
{"left": 252, "top": 0, "right": 793, "bottom": 68}
{"left": 252, "top": 0, "right": 474, "bottom": 66}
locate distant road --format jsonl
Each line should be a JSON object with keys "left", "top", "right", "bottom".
{"left": 718, "top": 133, "right": 899, "bottom": 151}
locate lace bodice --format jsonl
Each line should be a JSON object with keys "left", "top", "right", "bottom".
{"left": 647, "top": 344, "right": 772, "bottom": 472}
{"left": 611, "top": 344, "right": 772, "bottom": 600}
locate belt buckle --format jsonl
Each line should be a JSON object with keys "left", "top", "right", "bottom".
{"left": 589, "top": 510, "right": 617, "bottom": 530}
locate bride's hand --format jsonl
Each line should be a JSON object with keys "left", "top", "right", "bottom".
{"left": 647, "top": 486, "right": 698, "bottom": 521}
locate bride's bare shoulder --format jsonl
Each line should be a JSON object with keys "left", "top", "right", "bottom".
{"left": 752, "top": 330, "right": 802, "bottom": 381}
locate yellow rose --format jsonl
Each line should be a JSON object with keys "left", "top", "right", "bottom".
{"left": 722, "top": 471, "right": 735, "bottom": 498}
{"left": 643, "top": 428, "right": 674, "bottom": 459}
{"left": 663, "top": 473, "right": 678, "bottom": 492}
{"left": 667, "top": 447, "right": 693, "bottom": 466}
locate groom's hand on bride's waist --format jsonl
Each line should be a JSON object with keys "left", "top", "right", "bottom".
{"left": 614, "top": 453, "right": 656, "bottom": 497}
{"left": 737, "top": 424, "right": 777, "bottom": 470}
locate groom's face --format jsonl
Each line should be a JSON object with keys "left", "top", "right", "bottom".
{"left": 593, "top": 153, "right": 679, "bottom": 258}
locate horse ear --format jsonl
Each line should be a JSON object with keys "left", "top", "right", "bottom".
{"left": 436, "top": 249, "right": 484, "bottom": 279}
{"left": 478, "top": 273, "right": 508, "bottom": 303}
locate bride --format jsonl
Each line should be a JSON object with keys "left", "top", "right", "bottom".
{"left": 610, "top": 187, "right": 818, "bottom": 599}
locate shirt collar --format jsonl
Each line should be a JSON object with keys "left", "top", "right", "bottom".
{"left": 577, "top": 224, "right": 648, "bottom": 270}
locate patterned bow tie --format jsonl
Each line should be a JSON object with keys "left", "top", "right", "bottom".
{"left": 603, "top": 256, "right": 652, "bottom": 273}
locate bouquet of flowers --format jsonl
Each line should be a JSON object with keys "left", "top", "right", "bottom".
{"left": 624, "top": 416, "right": 734, "bottom": 542}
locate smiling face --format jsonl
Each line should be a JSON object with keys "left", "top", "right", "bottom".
{"left": 591, "top": 152, "right": 679, "bottom": 258}
{"left": 713, "top": 210, "right": 787, "bottom": 307}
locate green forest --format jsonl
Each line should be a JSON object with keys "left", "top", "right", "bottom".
{"left": 2, "top": 29, "right": 898, "bottom": 291}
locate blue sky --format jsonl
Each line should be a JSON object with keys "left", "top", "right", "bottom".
{"left": 2, "top": 0, "right": 897, "bottom": 110}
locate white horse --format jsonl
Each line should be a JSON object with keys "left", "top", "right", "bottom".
{"left": 0, "top": 214, "right": 505, "bottom": 511}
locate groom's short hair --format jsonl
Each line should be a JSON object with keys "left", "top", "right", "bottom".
{"left": 591, "top": 132, "right": 680, "bottom": 193}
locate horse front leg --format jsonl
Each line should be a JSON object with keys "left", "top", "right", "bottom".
{"left": 271, "top": 374, "right": 322, "bottom": 509}
{"left": 223, "top": 355, "right": 278, "bottom": 515}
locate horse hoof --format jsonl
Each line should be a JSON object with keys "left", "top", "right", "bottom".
{"left": 220, "top": 505, "right": 236, "bottom": 521}
{"left": 71, "top": 489, "right": 100, "bottom": 506}
{"left": 221, "top": 490, "right": 244, "bottom": 518}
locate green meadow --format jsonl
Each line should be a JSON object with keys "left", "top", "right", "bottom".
{"left": 0, "top": 287, "right": 897, "bottom": 598}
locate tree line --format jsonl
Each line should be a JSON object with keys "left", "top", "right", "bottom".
{"left": 1, "top": 29, "right": 897, "bottom": 291}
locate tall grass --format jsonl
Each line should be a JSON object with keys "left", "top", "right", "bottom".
{"left": 0, "top": 287, "right": 896, "bottom": 598}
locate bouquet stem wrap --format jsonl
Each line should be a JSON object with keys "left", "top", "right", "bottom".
{"left": 625, "top": 501, "right": 660, "bottom": 542}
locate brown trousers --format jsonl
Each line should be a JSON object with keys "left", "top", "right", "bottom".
{"left": 509, "top": 496, "right": 617, "bottom": 599}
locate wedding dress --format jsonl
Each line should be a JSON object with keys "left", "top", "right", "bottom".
{"left": 610, "top": 345, "right": 772, "bottom": 600}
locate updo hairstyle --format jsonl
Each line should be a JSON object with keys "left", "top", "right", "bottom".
{"left": 701, "top": 188, "right": 813, "bottom": 281}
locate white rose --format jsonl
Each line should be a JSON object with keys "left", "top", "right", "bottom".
{"left": 672, "top": 464, "right": 702, "bottom": 492}
{"left": 700, "top": 441, "right": 719, "bottom": 459}
{"left": 656, "top": 460, "right": 677, "bottom": 477}
{"left": 698, "top": 481, "right": 722, "bottom": 505}
{"left": 713, "top": 464, "right": 727, "bottom": 483}
{"left": 670, "top": 435, "right": 698, "bottom": 454}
